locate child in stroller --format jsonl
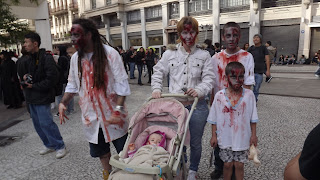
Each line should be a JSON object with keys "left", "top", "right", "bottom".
{"left": 128, "top": 131, "right": 166, "bottom": 158}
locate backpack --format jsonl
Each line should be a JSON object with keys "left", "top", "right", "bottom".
{"left": 54, "top": 62, "right": 63, "bottom": 96}
{"left": 45, "top": 53, "right": 63, "bottom": 96}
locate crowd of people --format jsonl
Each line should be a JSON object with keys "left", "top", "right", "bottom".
{"left": 115, "top": 45, "right": 162, "bottom": 86}
{"left": 1, "top": 16, "right": 319, "bottom": 180}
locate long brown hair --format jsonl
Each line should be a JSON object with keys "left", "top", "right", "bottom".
{"left": 72, "top": 18, "right": 108, "bottom": 90}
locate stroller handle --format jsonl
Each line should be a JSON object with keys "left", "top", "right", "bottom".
{"left": 147, "top": 93, "right": 199, "bottom": 102}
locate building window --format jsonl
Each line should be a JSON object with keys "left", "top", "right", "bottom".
{"left": 220, "top": 0, "right": 249, "bottom": 12}
{"left": 91, "top": 0, "right": 96, "bottom": 9}
{"left": 262, "top": 0, "right": 302, "bottom": 8}
{"left": 146, "top": 6, "right": 162, "bottom": 22}
{"left": 189, "top": 0, "right": 212, "bottom": 14}
{"left": 110, "top": 14, "right": 121, "bottom": 27}
{"left": 127, "top": 10, "right": 141, "bottom": 24}
{"left": 169, "top": 2, "right": 179, "bottom": 19}
{"left": 90, "top": 16, "right": 104, "bottom": 29}
{"left": 106, "top": 0, "right": 111, "bottom": 5}
{"left": 220, "top": 0, "right": 249, "bottom": 8}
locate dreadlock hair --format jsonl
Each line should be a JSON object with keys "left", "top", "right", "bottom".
{"left": 72, "top": 18, "right": 108, "bottom": 90}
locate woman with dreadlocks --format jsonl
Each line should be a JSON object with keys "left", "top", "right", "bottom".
{"left": 58, "top": 18, "right": 131, "bottom": 180}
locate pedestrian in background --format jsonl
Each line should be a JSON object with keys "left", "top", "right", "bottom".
{"left": 59, "top": 18, "right": 130, "bottom": 180}
{"left": 0, "top": 51, "right": 23, "bottom": 109}
{"left": 136, "top": 47, "right": 145, "bottom": 85}
{"left": 127, "top": 46, "right": 136, "bottom": 79}
{"left": 204, "top": 39, "right": 215, "bottom": 57}
{"left": 22, "top": 32, "right": 66, "bottom": 159}
{"left": 242, "top": 43, "right": 249, "bottom": 51}
{"left": 146, "top": 48, "right": 156, "bottom": 84}
{"left": 248, "top": 34, "right": 271, "bottom": 101}
{"left": 265, "top": 41, "right": 276, "bottom": 65}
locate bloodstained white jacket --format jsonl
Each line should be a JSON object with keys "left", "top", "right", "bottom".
{"left": 151, "top": 43, "right": 215, "bottom": 98}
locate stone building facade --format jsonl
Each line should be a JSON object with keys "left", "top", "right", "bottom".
{"left": 62, "top": 0, "right": 320, "bottom": 58}
{"left": 49, "top": 0, "right": 79, "bottom": 47}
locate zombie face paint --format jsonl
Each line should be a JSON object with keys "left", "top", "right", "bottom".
{"left": 223, "top": 27, "right": 240, "bottom": 51}
{"left": 180, "top": 24, "right": 197, "bottom": 47}
{"left": 71, "top": 24, "right": 86, "bottom": 50}
{"left": 227, "top": 68, "right": 244, "bottom": 91}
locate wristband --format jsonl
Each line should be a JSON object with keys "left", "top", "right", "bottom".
{"left": 114, "top": 105, "right": 124, "bottom": 112}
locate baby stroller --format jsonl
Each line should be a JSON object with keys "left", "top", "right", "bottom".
{"left": 109, "top": 94, "right": 198, "bottom": 180}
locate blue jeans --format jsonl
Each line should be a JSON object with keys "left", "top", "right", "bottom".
{"left": 56, "top": 84, "right": 74, "bottom": 113}
{"left": 29, "top": 104, "right": 65, "bottom": 150}
{"left": 129, "top": 62, "right": 136, "bottom": 79}
{"left": 137, "top": 64, "right": 142, "bottom": 84}
{"left": 185, "top": 99, "right": 209, "bottom": 171}
{"left": 253, "top": 73, "right": 263, "bottom": 102}
{"left": 315, "top": 67, "right": 320, "bottom": 75}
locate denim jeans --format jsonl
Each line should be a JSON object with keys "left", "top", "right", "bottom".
{"left": 315, "top": 67, "right": 320, "bottom": 75}
{"left": 56, "top": 84, "right": 74, "bottom": 113}
{"left": 129, "top": 62, "right": 136, "bottom": 79}
{"left": 253, "top": 73, "right": 263, "bottom": 102}
{"left": 185, "top": 99, "right": 209, "bottom": 171}
{"left": 29, "top": 104, "right": 65, "bottom": 150}
{"left": 137, "top": 64, "right": 143, "bottom": 84}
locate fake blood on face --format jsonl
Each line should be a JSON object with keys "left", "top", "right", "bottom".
{"left": 71, "top": 24, "right": 86, "bottom": 50}
{"left": 180, "top": 24, "right": 197, "bottom": 47}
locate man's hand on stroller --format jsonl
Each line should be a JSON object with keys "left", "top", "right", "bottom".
{"left": 210, "top": 136, "right": 218, "bottom": 148}
{"left": 185, "top": 88, "right": 198, "bottom": 97}
{"left": 152, "top": 91, "right": 162, "bottom": 99}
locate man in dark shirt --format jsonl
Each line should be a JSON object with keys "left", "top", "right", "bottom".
{"left": 247, "top": 34, "right": 271, "bottom": 102}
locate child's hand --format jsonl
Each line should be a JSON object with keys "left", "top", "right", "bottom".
{"left": 128, "top": 143, "right": 135, "bottom": 151}
{"left": 210, "top": 136, "right": 218, "bottom": 148}
{"left": 250, "top": 135, "right": 258, "bottom": 147}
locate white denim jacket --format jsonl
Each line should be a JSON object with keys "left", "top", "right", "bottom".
{"left": 151, "top": 43, "right": 215, "bottom": 98}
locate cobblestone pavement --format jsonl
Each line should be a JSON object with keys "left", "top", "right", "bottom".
{"left": 0, "top": 67, "right": 319, "bottom": 179}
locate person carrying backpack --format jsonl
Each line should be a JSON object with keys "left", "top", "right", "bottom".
{"left": 21, "top": 32, "right": 67, "bottom": 159}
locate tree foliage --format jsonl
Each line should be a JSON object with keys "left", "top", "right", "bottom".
{"left": 0, "top": 0, "right": 37, "bottom": 47}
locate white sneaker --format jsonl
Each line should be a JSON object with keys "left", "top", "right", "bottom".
{"left": 187, "top": 170, "right": 197, "bottom": 180}
{"left": 56, "top": 147, "right": 67, "bottom": 159}
{"left": 39, "top": 146, "right": 55, "bottom": 155}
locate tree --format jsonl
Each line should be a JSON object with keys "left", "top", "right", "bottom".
{"left": 0, "top": 0, "right": 37, "bottom": 48}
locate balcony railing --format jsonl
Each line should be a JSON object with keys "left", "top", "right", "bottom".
{"left": 50, "top": 5, "right": 68, "bottom": 15}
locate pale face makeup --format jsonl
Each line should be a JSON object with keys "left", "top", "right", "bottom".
{"left": 180, "top": 24, "right": 197, "bottom": 47}
{"left": 70, "top": 24, "right": 86, "bottom": 50}
{"left": 222, "top": 27, "right": 240, "bottom": 51}
{"left": 147, "top": 133, "right": 162, "bottom": 146}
